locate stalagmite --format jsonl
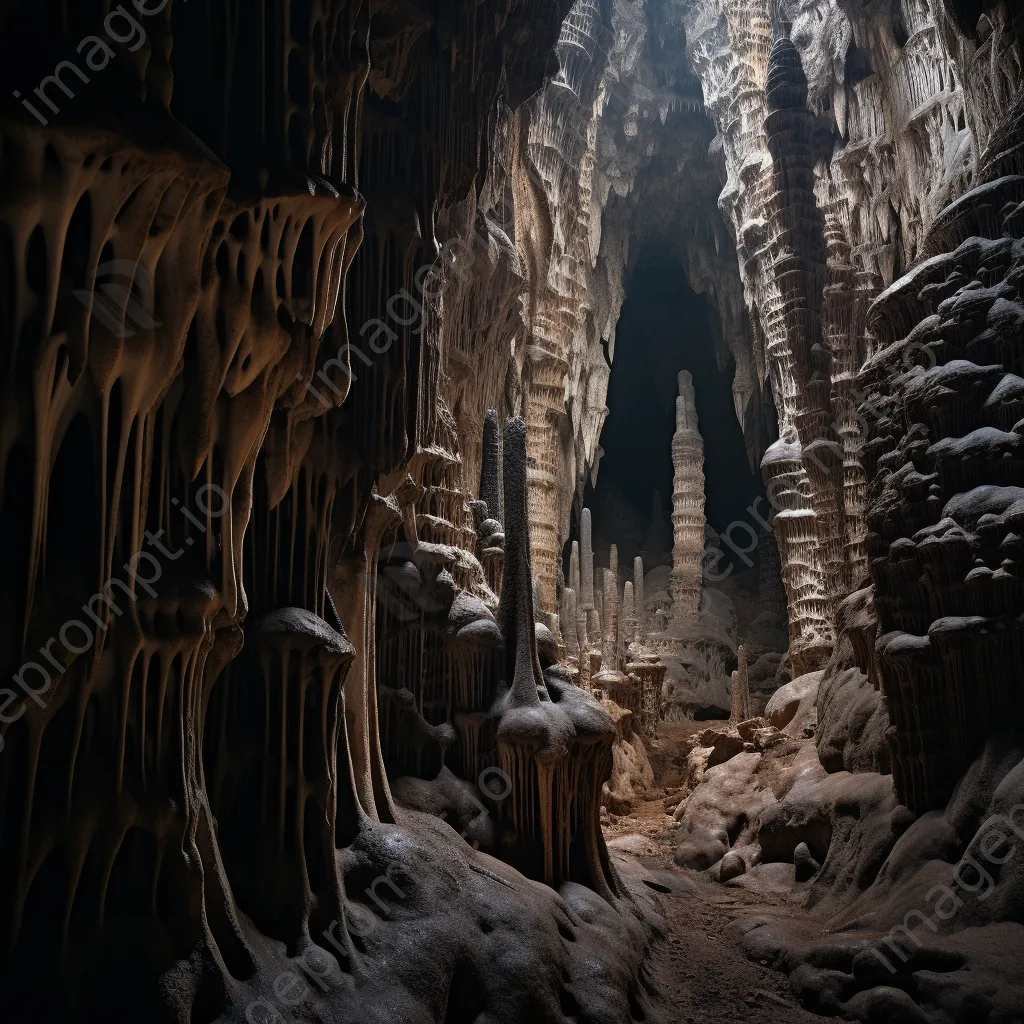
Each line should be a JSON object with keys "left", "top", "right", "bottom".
{"left": 669, "top": 372, "right": 707, "bottom": 625}
{"left": 562, "top": 586, "right": 580, "bottom": 671}
{"left": 633, "top": 556, "right": 646, "bottom": 633}
{"left": 730, "top": 644, "right": 750, "bottom": 722}
{"left": 480, "top": 408, "right": 503, "bottom": 522}
{"left": 602, "top": 545, "right": 620, "bottom": 672}
{"left": 622, "top": 581, "right": 635, "bottom": 648}
{"left": 581, "top": 508, "right": 597, "bottom": 637}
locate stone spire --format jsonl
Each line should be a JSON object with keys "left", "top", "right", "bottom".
{"left": 730, "top": 644, "right": 750, "bottom": 723}
{"left": 580, "top": 508, "right": 594, "bottom": 608}
{"left": 562, "top": 586, "right": 580, "bottom": 667}
{"left": 601, "top": 546, "right": 619, "bottom": 674}
{"left": 581, "top": 508, "right": 600, "bottom": 640}
{"left": 480, "top": 408, "right": 503, "bottom": 522}
{"left": 669, "top": 371, "right": 706, "bottom": 625}
{"left": 621, "top": 581, "right": 635, "bottom": 658}
{"left": 622, "top": 580, "right": 634, "bottom": 632}
{"left": 633, "top": 556, "right": 645, "bottom": 632}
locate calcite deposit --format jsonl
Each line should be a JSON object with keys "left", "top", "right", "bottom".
{"left": 2, "top": 0, "right": 1024, "bottom": 1020}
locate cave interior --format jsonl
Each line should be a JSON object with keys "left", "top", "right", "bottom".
{"left": 1, "top": 0, "right": 1024, "bottom": 1022}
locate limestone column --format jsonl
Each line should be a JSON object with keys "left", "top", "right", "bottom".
{"left": 521, "top": 0, "right": 604, "bottom": 622}
{"left": 621, "top": 581, "right": 636, "bottom": 661}
{"left": 601, "top": 547, "right": 619, "bottom": 673}
{"left": 568, "top": 538, "right": 590, "bottom": 686}
{"left": 633, "top": 556, "right": 645, "bottom": 633}
{"left": 581, "top": 508, "right": 599, "bottom": 640}
{"left": 763, "top": 37, "right": 839, "bottom": 667}
{"left": 669, "top": 371, "right": 706, "bottom": 625}
{"left": 730, "top": 644, "right": 750, "bottom": 722}
{"left": 525, "top": 352, "right": 568, "bottom": 618}
{"left": 480, "top": 408, "right": 503, "bottom": 522}
{"left": 562, "top": 587, "right": 580, "bottom": 669}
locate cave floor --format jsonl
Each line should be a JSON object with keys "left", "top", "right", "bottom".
{"left": 606, "top": 791, "right": 824, "bottom": 1023}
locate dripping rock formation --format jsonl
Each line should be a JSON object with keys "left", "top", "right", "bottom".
{"left": 2, "top": 0, "right": 1024, "bottom": 1021}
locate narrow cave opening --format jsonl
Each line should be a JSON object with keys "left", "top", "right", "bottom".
{"left": 586, "top": 242, "right": 764, "bottom": 575}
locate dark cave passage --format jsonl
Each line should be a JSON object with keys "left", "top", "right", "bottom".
{"left": 587, "top": 242, "right": 764, "bottom": 570}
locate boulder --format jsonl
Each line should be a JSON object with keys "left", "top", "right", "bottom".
{"left": 719, "top": 850, "right": 747, "bottom": 882}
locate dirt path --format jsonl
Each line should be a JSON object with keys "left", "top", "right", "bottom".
{"left": 606, "top": 797, "right": 823, "bottom": 1024}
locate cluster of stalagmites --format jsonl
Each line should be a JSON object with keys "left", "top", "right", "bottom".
{"left": 376, "top": 412, "right": 622, "bottom": 893}
{"left": 557, "top": 370, "right": 716, "bottom": 739}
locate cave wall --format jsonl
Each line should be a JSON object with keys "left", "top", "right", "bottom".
{"left": 672, "top": 0, "right": 1024, "bottom": 810}
{"left": 0, "top": 3, "right": 675, "bottom": 1020}
{"left": 675, "top": 0, "right": 1022, "bottom": 673}
{"left": 492, "top": 0, "right": 1023, "bottom": 816}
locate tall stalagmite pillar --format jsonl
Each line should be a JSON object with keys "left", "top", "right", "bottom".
{"left": 669, "top": 371, "right": 706, "bottom": 625}
{"left": 602, "top": 544, "right": 619, "bottom": 671}
{"left": 633, "top": 556, "right": 645, "bottom": 633}
{"left": 621, "top": 581, "right": 636, "bottom": 662}
{"left": 763, "top": 37, "right": 839, "bottom": 669}
{"left": 581, "top": 508, "right": 599, "bottom": 640}
{"left": 730, "top": 644, "right": 750, "bottom": 722}
{"left": 480, "top": 408, "right": 503, "bottom": 522}
{"left": 562, "top": 586, "right": 580, "bottom": 668}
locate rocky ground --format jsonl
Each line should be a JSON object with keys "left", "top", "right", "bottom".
{"left": 602, "top": 684, "right": 1024, "bottom": 1024}
{"left": 604, "top": 716, "right": 824, "bottom": 1024}
{"left": 608, "top": 835, "right": 822, "bottom": 1024}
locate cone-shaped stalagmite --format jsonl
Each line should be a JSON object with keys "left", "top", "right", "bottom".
{"left": 581, "top": 508, "right": 596, "bottom": 640}
{"left": 562, "top": 586, "right": 580, "bottom": 666}
{"left": 496, "top": 418, "right": 617, "bottom": 894}
{"left": 730, "top": 644, "right": 750, "bottom": 722}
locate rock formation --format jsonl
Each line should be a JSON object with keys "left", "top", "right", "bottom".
{"left": 0, "top": 3, "right": 670, "bottom": 1020}
{"left": 3, "top": 0, "right": 1024, "bottom": 1018}
{"left": 730, "top": 644, "right": 751, "bottom": 722}
{"left": 669, "top": 370, "right": 708, "bottom": 625}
